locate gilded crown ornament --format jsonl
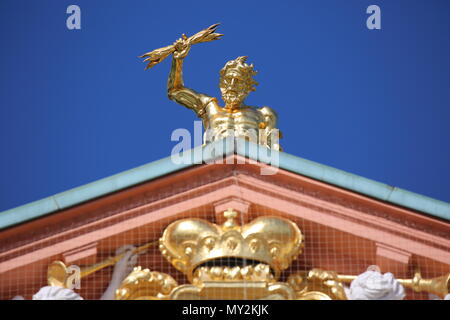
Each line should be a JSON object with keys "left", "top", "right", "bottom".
{"left": 158, "top": 209, "right": 303, "bottom": 282}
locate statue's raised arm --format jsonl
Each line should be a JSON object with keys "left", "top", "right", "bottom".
{"left": 140, "top": 24, "right": 222, "bottom": 118}
{"left": 166, "top": 38, "right": 215, "bottom": 118}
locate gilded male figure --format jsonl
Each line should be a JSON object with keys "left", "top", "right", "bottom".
{"left": 141, "top": 24, "right": 281, "bottom": 150}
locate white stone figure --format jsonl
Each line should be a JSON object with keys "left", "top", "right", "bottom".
{"left": 100, "top": 245, "right": 138, "bottom": 300}
{"left": 346, "top": 270, "right": 405, "bottom": 300}
{"left": 11, "top": 285, "right": 82, "bottom": 300}
{"left": 12, "top": 244, "right": 138, "bottom": 300}
{"left": 32, "top": 286, "right": 83, "bottom": 300}
{"left": 429, "top": 293, "right": 450, "bottom": 300}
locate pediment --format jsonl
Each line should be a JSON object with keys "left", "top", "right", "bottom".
{"left": 0, "top": 155, "right": 449, "bottom": 299}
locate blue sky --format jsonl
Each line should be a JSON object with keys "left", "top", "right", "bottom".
{"left": 0, "top": 0, "right": 449, "bottom": 212}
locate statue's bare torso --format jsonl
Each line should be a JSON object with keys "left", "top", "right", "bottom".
{"left": 195, "top": 97, "right": 273, "bottom": 142}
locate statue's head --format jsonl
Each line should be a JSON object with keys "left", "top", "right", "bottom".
{"left": 219, "top": 56, "right": 258, "bottom": 107}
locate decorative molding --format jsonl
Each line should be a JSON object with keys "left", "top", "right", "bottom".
{"left": 63, "top": 242, "right": 98, "bottom": 265}
{"left": 213, "top": 197, "right": 251, "bottom": 224}
{"left": 375, "top": 243, "right": 412, "bottom": 277}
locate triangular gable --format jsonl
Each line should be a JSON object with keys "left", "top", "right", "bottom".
{"left": 0, "top": 149, "right": 449, "bottom": 299}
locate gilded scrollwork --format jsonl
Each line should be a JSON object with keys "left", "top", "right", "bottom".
{"left": 115, "top": 266, "right": 178, "bottom": 300}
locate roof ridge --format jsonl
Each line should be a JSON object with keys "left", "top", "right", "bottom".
{"left": 0, "top": 138, "right": 449, "bottom": 230}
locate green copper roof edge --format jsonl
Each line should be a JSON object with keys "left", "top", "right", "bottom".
{"left": 0, "top": 139, "right": 234, "bottom": 230}
{"left": 0, "top": 138, "right": 449, "bottom": 230}
{"left": 234, "top": 138, "right": 450, "bottom": 221}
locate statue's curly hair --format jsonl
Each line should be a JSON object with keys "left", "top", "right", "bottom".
{"left": 219, "top": 56, "right": 258, "bottom": 93}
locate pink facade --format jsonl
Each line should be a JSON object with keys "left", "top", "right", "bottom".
{"left": 0, "top": 155, "right": 449, "bottom": 299}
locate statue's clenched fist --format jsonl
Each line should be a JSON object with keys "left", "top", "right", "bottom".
{"left": 173, "top": 35, "right": 191, "bottom": 60}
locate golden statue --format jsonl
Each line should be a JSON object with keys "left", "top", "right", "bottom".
{"left": 140, "top": 24, "right": 281, "bottom": 150}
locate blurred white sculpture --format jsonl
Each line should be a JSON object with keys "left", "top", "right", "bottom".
{"left": 32, "top": 286, "right": 83, "bottom": 300}
{"left": 12, "top": 244, "right": 139, "bottom": 300}
{"left": 100, "top": 245, "right": 139, "bottom": 300}
{"left": 346, "top": 270, "right": 405, "bottom": 300}
{"left": 429, "top": 293, "right": 450, "bottom": 300}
